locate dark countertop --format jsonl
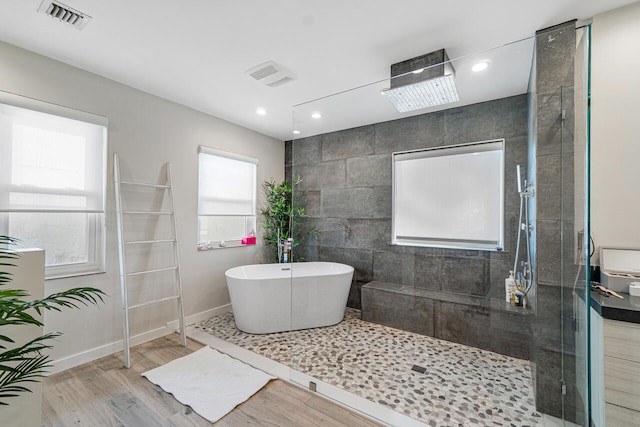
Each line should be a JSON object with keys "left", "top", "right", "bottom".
{"left": 590, "top": 290, "right": 640, "bottom": 324}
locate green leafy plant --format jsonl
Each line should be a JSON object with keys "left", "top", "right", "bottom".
{"left": 0, "top": 236, "right": 105, "bottom": 405}
{"left": 261, "top": 177, "right": 318, "bottom": 262}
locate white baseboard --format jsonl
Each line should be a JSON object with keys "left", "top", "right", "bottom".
{"left": 49, "top": 304, "right": 231, "bottom": 374}
{"left": 49, "top": 325, "right": 172, "bottom": 374}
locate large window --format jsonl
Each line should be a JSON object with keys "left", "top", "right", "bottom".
{"left": 0, "top": 92, "right": 107, "bottom": 278}
{"left": 197, "top": 146, "right": 257, "bottom": 249}
{"left": 392, "top": 139, "right": 504, "bottom": 251}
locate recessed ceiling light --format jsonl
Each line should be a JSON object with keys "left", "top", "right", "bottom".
{"left": 293, "top": 130, "right": 301, "bottom": 135}
{"left": 256, "top": 108, "right": 266, "bottom": 115}
{"left": 412, "top": 68, "right": 424, "bottom": 74}
{"left": 311, "top": 112, "right": 322, "bottom": 119}
{"left": 472, "top": 62, "right": 489, "bottom": 72}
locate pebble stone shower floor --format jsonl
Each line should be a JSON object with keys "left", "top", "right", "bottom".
{"left": 193, "top": 308, "right": 543, "bottom": 426}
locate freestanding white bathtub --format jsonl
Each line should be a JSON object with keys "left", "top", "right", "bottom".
{"left": 225, "top": 262, "right": 354, "bottom": 334}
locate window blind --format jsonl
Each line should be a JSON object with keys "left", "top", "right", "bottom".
{"left": 0, "top": 96, "right": 107, "bottom": 214}
{"left": 392, "top": 139, "right": 504, "bottom": 250}
{"left": 197, "top": 146, "right": 257, "bottom": 216}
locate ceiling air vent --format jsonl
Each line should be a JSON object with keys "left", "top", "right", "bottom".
{"left": 37, "top": 0, "right": 92, "bottom": 30}
{"left": 245, "top": 61, "right": 296, "bottom": 87}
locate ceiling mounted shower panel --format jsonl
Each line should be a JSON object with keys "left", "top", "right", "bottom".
{"left": 383, "top": 49, "right": 460, "bottom": 113}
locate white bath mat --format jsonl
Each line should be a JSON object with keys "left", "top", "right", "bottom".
{"left": 142, "top": 346, "right": 275, "bottom": 423}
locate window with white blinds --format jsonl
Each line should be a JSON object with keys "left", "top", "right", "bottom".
{"left": 392, "top": 139, "right": 504, "bottom": 251}
{"left": 0, "top": 92, "right": 108, "bottom": 278}
{"left": 197, "top": 146, "right": 257, "bottom": 248}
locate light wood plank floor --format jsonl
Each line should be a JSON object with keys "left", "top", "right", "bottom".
{"left": 42, "top": 333, "right": 383, "bottom": 426}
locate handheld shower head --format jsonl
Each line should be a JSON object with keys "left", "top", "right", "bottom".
{"left": 516, "top": 164, "right": 523, "bottom": 194}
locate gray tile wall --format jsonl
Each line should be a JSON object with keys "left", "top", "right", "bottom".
{"left": 287, "top": 94, "right": 531, "bottom": 359}
{"left": 290, "top": 94, "right": 528, "bottom": 304}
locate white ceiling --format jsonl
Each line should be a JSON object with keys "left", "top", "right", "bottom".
{"left": 0, "top": 0, "right": 636, "bottom": 141}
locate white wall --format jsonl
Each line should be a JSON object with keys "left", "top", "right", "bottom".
{"left": 0, "top": 41, "right": 284, "bottom": 370}
{"left": 591, "top": 2, "right": 640, "bottom": 264}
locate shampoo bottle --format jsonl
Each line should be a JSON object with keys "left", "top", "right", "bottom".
{"left": 505, "top": 271, "right": 516, "bottom": 303}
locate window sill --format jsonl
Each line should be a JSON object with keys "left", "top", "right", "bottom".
{"left": 45, "top": 268, "right": 106, "bottom": 281}
{"left": 392, "top": 240, "right": 503, "bottom": 252}
{"left": 197, "top": 240, "right": 257, "bottom": 251}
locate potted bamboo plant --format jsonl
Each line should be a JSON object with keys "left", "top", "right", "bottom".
{"left": 261, "top": 177, "right": 317, "bottom": 262}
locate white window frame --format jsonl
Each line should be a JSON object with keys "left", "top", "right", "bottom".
{"left": 392, "top": 139, "right": 505, "bottom": 251}
{"left": 197, "top": 146, "right": 257, "bottom": 250}
{"left": 0, "top": 91, "right": 107, "bottom": 279}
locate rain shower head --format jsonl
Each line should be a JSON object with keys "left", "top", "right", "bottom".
{"left": 383, "top": 49, "right": 459, "bottom": 113}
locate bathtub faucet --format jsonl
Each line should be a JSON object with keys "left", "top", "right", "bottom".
{"left": 277, "top": 228, "right": 283, "bottom": 263}
{"left": 276, "top": 228, "right": 293, "bottom": 263}
{"left": 284, "top": 238, "right": 292, "bottom": 263}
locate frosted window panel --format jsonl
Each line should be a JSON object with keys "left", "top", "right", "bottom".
{"left": 198, "top": 215, "right": 256, "bottom": 243}
{"left": 393, "top": 140, "right": 504, "bottom": 250}
{"left": 9, "top": 212, "right": 89, "bottom": 266}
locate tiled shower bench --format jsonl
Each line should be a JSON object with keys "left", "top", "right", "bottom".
{"left": 361, "top": 281, "right": 533, "bottom": 359}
